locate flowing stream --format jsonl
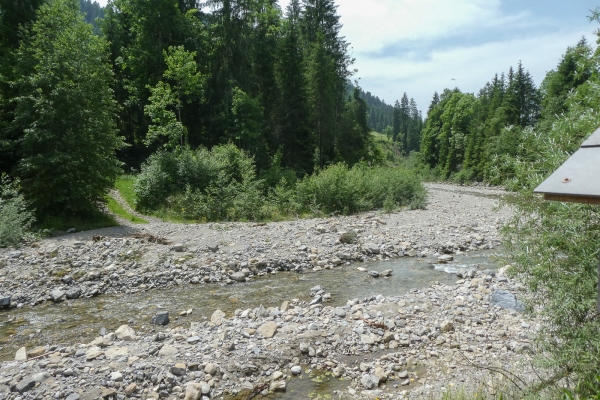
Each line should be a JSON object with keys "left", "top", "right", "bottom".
{"left": 0, "top": 251, "right": 499, "bottom": 364}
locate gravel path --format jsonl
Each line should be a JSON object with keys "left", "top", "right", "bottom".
{"left": 0, "top": 183, "right": 537, "bottom": 400}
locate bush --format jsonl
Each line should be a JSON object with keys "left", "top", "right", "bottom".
{"left": 294, "top": 163, "right": 426, "bottom": 214}
{"left": 134, "top": 145, "right": 426, "bottom": 222}
{"left": 503, "top": 80, "right": 600, "bottom": 395}
{"left": 0, "top": 175, "right": 35, "bottom": 247}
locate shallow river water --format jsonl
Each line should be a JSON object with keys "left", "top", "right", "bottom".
{"left": 0, "top": 251, "right": 499, "bottom": 364}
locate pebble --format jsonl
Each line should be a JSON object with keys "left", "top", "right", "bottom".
{"left": 0, "top": 184, "right": 520, "bottom": 400}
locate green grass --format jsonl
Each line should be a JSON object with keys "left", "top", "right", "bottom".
{"left": 37, "top": 208, "right": 118, "bottom": 233}
{"left": 106, "top": 195, "right": 148, "bottom": 224}
{"left": 115, "top": 175, "right": 137, "bottom": 208}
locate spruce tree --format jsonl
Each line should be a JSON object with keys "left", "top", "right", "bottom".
{"left": 14, "top": 0, "right": 123, "bottom": 216}
{"left": 392, "top": 100, "right": 401, "bottom": 142}
{"left": 277, "top": 0, "right": 313, "bottom": 174}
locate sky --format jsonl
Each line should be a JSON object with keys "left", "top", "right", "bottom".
{"left": 96, "top": 0, "right": 599, "bottom": 112}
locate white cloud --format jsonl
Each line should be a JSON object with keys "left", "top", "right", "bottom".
{"left": 355, "top": 27, "right": 596, "bottom": 110}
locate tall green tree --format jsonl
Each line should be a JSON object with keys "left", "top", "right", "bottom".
{"left": 305, "top": 32, "right": 337, "bottom": 168}
{"left": 14, "top": 0, "right": 123, "bottom": 216}
{"left": 277, "top": 0, "right": 313, "bottom": 174}
{"left": 392, "top": 100, "right": 401, "bottom": 142}
{"left": 0, "top": 0, "right": 45, "bottom": 175}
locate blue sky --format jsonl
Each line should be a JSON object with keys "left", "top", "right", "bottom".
{"left": 325, "top": 0, "right": 599, "bottom": 111}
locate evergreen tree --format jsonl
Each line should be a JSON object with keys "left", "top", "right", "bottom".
{"left": 277, "top": 0, "right": 313, "bottom": 174}
{"left": 399, "top": 92, "right": 409, "bottom": 153}
{"left": 14, "top": 0, "right": 123, "bottom": 216}
{"left": 305, "top": 32, "right": 337, "bottom": 168}
{"left": 392, "top": 100, "right": 401, "bottom": 142}
{"left": 0, "top": 0, "right": 45, "bottom": 175}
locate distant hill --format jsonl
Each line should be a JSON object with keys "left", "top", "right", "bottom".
{"left": 79, "top": 0, "right": 104, "bottom": 35}
{"left": 359, "top": 90, "right": 394, "bottom": 133}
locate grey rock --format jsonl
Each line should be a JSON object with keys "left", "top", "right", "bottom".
{"left": 231, "top": 272, "right": 246, "bottom": 282}
{"left": 109, "top": 371, "right": 123, "bottom": 381}
{"left": 437, "top": 254, "right": 453, "bottom": 262}
{"left": 170, "top": 364, "right": 186, "bottom": 376}
{"left": 51, "top": 289, "right": 65, "bottom": 302}
{"left": 65, "top": 394, "right": 80, "bottom": 400}
{"left": 360, "top": 374, "right": 380, "bottom": 389}
{"left": 32, "top": 372, "right": 50, "bottom": 383}
{"left": 61, "top": 275, "right": 73, "bottom": 284}
{"left": 291, "top": 366, "right": 302, "bottom": 375}
{"left": 201, "top": 384, "right": 211, "bottom": 394}
{"left": 187, "top": 336, "right": 200, "bottom": 344}
{"left": 15, "top": 377, "right": 35, "bottom": 394}
{"left": 491, "top": 290, "right": 525, "bottom": 312}
{"left": 8, "top": 251, "right": 22, "bottom": 258}
{"left": 204, "top": 363, "right": 217, "bottom": 375}
{"left": 152, "top": 311, "right": 170, "bottom": 326}
{"left": 0, "top": 296, "right": 10, "bottom": 307}
{"left": 333, "top": 308, "right": 346, "bottom": 318}
{"left": 65, "top": 288, "right": 81, "bottom": 299}
{"left": 309, "top": 296, "right": 323, "bottom": 306}
{"left": 66, "top": 228, "right": 76, "bottom": 234}
{"left": 369, "top": 271, "right": 380, "bottom": 278}
{"left": 207, "top": 243, "right": 219, "bottom": 252}
{"left": 172, "top": 243, "right": 185, "bottom": 252}
{"left": 365, "top": 243, "right": 380, "bottom": 254}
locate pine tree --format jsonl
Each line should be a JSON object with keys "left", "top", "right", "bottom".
{"left": 14, "top": 0, "right": 123, "bottom": 216}
{"left": 277, "top": 0, "right": 313, "bottom": 174}
{"left": 392, "top": 100, "right": 401, "bottom": 142}
{"left": 0, "top": 0, "right": 45, "bottom": 175}
{"left": 399, "top": 93, "right": 409, "bottom": 153}
{"left": 305, "top": 32, "right": 337, "bottom": 168}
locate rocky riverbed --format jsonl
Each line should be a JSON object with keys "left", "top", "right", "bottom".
{"left": 0, "top": 184, "right": 509, "bottom": 308}
{"left": 0, "top": 183, "right": 537, "bottom": 399}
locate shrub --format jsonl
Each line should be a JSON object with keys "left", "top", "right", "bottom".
{"left": 134, "top": 145, "right": 426, "bottom": 221}
{"left": 503, "top": 80, "right": 600, "bottom": 395}
{"left": 295, "top": 163, "right": 426, "bottom": 215}
{"left": 0, "top": 175, "right": 35, "bottom": 247}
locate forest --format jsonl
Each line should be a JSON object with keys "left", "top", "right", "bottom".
{"left": 0, "top": 0, "right": 426, "bottom": 227}
{"left": 3, "top": 0, "right": 600, "bottom": 396}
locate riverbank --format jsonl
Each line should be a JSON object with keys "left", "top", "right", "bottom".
{"left": 0, "top": 183, "right": 534, "bottom": 399}
{"left": 0, "top": 184, "right": 509, "bottom": 309}
{"left": 0, "top": 264, "right": 535, "bottom": 399}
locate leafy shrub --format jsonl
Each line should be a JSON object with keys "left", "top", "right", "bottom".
{"left": 135, "top": 144, "right": 259, "bottom": 213}
{"left": 503, "top": 80, "right": 600, "bottom": 395}
{"left": 0, "top": 175, "right": 35, "bottom": 247}
{"left": 339, "top": 230, "right": 358, "bottom": 244}
{"left": 295, "top": 163, "right": 426, "bottom": 214}
{"left": 134, "top": 145, "right": 426, "bottom": 221}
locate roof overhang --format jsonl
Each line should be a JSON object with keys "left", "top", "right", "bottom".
{"left": 534, "top": 127, "right": 600, "bottom": 205}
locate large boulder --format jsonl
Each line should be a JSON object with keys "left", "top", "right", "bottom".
{"left": 491, "top": 290, "right": 525, "bottom": 312}
{"left": 115, "top": 325, "right": 136, "bottom": 341}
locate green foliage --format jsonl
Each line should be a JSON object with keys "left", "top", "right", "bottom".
{"left": 0, "top": 174, "right": 35, "bottom": 247}
{"left": 115, "top": 175, "right": 138, "bottom": 208}
{"left": 503, "top": 77, "right": 600, "bottom": 395}
{"left": 339, "top": 230, "right": 357, "bottom": 244}
{"left": 420, "top": 61, "right": 540, "bottom": 183}
{"left": 134, "top": 144, "right": 425, "bottom": 222}
{"left": 134, "top": 144, "right": 262, "bottom": 218}
{"left": 79, "top": 0, "right": 104, "bottom": 35}
{"left": 14, "top": 0, "right": 123, "bottom": 217}
{"left": 106, "top": 195, "right": 148, "bottom": 224}
{"left": 293, "top": 163, "right": 425, "bottom": 215}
